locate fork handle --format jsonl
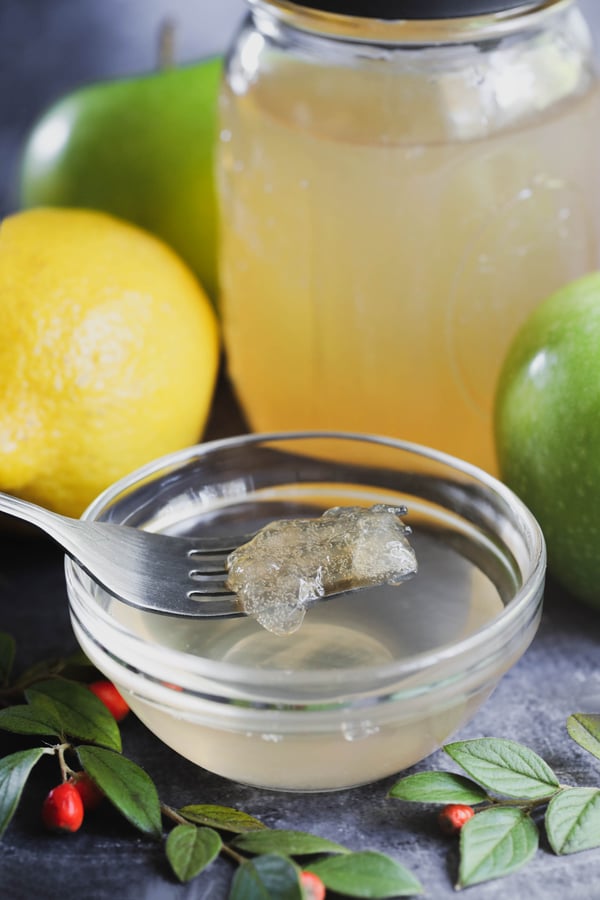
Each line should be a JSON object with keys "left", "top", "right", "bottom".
{"left": 0, "top": 491, "right": 83, "bottom": 557}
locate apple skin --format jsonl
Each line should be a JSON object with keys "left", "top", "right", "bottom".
{"left": 494, "top": 272, "right": 600, "bottom": 609}
{"left": 19, "top": 57, "right": 222, "bottom": 304}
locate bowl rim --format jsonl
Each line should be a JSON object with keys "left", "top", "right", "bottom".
{"left": 67, "top": 430, "right": 546, "bottom": 692}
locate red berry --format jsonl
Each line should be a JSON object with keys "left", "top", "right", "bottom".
{"left": 300, "top": 871, "right": 326, "bottom": 900}
{"left": 89, "top": 680, "right": 129, "bottom": 721}
{"left": 70, "top": 772, "right": 104, "bottom": 811}
{"left": 42, "top": 782, "right": 84, "bottom": 833}
{"left": 438, "top": 803, "right": 475, "bottom": 835}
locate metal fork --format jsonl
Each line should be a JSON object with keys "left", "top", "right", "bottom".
{"left": 0, "top": 491, "right": 253, "bottom": 618}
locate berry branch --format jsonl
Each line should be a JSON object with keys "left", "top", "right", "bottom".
{"left": 54, "top": 742, "right": 76, "bottom": 783}
{"left": 0, "top": 632, "right": 420, "bottom": 898}
{"left": 389, "top": 729, "right": 600, "bottom": 888}
{"left": 2, "top": 631, "right": 600, "bottom": 895}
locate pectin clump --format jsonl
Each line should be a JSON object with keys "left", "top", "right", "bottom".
{"left": 226, "top": 504, "right": 417, "bottom": 635}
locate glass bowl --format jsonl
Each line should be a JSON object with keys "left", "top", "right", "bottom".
{"left": 66, "top": 432, "right": 545, "bottom": 792}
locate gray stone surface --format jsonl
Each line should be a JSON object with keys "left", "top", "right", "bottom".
{"left": 2, "top": 525, "right": 600, "bottom": 898}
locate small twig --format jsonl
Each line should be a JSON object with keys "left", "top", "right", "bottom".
{"left": 160, "top": 802, "right": 247, "bottom": 864}
{"left": 157, "top": 19, "right": 176, "bottom": 70}
{"left": 55, "top": 743, "right": 76, "bottom": 782}
{"left": 221, "top": 843, "right": 247, "bottom": 865}
{"left": 1, "top": 662, "right": 69, "bottom": 700}
{"left": 161, "top": 802, "right": 189, "bottom": 826}
{"left": 483, "top": 793, "right": 560, "bottom": 815}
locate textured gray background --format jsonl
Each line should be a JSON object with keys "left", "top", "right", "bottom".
{"left": 0, "top": 0, "right": 246, "bottom": 214}
{"left": 2, "top": 2, "right": 600, "bottom": 899}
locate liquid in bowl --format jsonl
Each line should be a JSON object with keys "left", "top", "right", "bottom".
{"left": 66, "top": 433, "right": 545, "bottom": 791}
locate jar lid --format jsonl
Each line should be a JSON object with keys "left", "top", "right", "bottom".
{"left": 286, "top": 1, "right": 533, "bottom": 18}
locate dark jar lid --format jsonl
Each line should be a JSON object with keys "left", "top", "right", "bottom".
{"left": 285, "top": 1, "right": 535, "bottom": 19}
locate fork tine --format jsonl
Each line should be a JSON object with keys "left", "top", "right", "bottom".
{"left": 184, "top": 531, "right": 257, "bottom": 576}
{"left": 188, "top": 583, "right": 234, "bottom": 597}
{"left": 187, "top": 531, "right": 256, "bottom": 555}
{"left": 187, "top": 552, "right": 231, "bottom": 574}
{"left": 189, "top": 571, "right": 230, "bottom": 591}
{"left": 183, "top": 596, "right": 244, "bottom": 616}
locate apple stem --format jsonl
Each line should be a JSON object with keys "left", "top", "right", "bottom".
{"left": 157, "top": 18, "right": 176, "bottom": 70}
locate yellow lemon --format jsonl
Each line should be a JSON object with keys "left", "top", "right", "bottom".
{"left": 0, "top": 208, "right": 219, "bottom": 517}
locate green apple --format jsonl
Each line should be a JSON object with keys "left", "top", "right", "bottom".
{"left": 494, "top": 271, "right": 600, "bottom": 608}
{"left": 19, "top": 57, "right": 222, "bottom": 303}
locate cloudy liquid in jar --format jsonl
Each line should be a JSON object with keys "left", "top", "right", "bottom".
{"left": 218, "top": 53, "right": 600, "bottom": 473}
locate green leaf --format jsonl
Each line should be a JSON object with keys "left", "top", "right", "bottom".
{"left": 308, "top": 851, "right": 423, "bottom": 898}
{"left": 166, "top": 824, "right": 221, "bottom": 882}
{"left": 458, "top": 807, "right": 539, "bottom": 888}
{"left": 444, "top": 738, "right": 560, "bottom": 800}
{"left": 567, "top": 714, "right": 600, "bottom": 762}
{"left": 0, "top": 632, "right": 15, "bottom": 685}
{"left": 389, "top": 771, "right": 488, "bottom": 805}
{"left": 546, "top": 787, "right": 600, "bottom": 855}
{"left": 179, "top": 803, "right": 266, "bottom": 833}
{"left": 15, "top": 656, "right": 68, "bottom": 686}
{"left": 63, "top": 648, "right": 95, "bottom": 668}
{"left": 0, "top": 748, "right": 47, "bottom": 839}
{"left": 0, "top": 704, "right": 62, "bottom": 738}
{"left": 11, "top": 649, "right": 95, "bottom": 688}
{"left": 231, "top": 828, "right": 348, "bottom": 857}
{"left": 26, "top": 679, "right": 121, "bottom": 751}
{"left": 229, "top": 854, "right": 303, "bottom": 900}
{"left": 77, "top": 745, "right": 161, "bottom": 837}
{"left": 59, "top": 649, "right": 98, "bottom": 681}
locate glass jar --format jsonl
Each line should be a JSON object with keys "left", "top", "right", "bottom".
{"left": 217, "top": 0, "right": 600, "bottom": 473}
